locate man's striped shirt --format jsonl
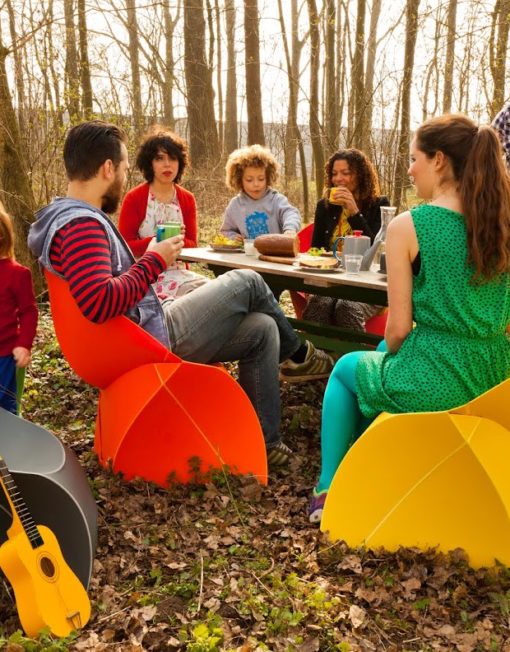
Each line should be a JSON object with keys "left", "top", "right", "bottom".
{"left": 49, "top": 217, "right": 165, "bottom": 323}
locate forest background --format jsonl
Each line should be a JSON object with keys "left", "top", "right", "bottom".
{"left": 1, "top": 1, "right": 510, "bottom": 650}
{"left": 1, "top": 0, "right": 510, "bottom": 288}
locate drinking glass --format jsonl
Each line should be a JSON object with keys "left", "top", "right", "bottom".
{"left": 344, "top": 254, "right": 363, "bottom": 274}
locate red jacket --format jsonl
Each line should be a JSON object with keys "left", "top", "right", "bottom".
{"left": 118, "top": 182, "right": 198, "bottom": 257}
{"left": 0, "top": 258, "right": 38, "bottom": 356}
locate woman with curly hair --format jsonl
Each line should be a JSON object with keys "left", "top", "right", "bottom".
{"left": 119, "top": 125, "right": 207, "bottom": 301}
{"left": 303, "top": 149, "right": 389, "bottom": 331}
{"left": 220, "top": 144, "right": 301, "bottom": 241}
{"left": 311, "top": 148, "right": 389, "bottom": 248}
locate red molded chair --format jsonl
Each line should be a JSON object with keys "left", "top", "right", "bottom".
{"left": 290, "top": 224, "right": 388, "bottom": 337}
{"left": 289, "top": 224, "right": 314, "bottom": 320}
{"left": 45, "top": 270, "right": 267, "bottom": 487}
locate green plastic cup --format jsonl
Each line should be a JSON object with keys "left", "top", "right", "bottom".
{"left": 156, "top": 222, "right": 182, "bottom": 242}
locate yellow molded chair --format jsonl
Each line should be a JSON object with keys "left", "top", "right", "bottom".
{"left": 321, "top": 378, "right": 510, "bottom": 568}
{"left": 45, "top": 270, "right": 268, "bottom": 487}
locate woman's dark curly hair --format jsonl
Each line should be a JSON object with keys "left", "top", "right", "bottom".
{"left": 136, "top": 125, "right": 189, "bottom": 184}
{"left": 324, "top": 148, "right": 380, "bottom": 209}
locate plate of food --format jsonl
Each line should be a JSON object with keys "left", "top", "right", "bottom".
{"left": 209, "top": 235, "right": 244, "bottom": 252}
{"left": 295, "top": 256, "right": 342, "bottom": 273}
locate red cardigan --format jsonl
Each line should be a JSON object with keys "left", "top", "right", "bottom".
{"left": 0, "top": 258, "right": 38, "bottom": 356}
{"left": 118, "top": 182, "right": 198, "bottom": 257}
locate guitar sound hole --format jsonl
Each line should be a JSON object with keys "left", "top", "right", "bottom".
{"left": 40, "top": 556, "right": 56, "bottom": 578}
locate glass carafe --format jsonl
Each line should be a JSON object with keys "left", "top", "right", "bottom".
{"left": 360, "top": 206, "right": 397, "bottom": 271}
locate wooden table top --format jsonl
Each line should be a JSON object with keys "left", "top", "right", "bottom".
{"left": 180, "top": 247, "right": 387, "bottom": 292}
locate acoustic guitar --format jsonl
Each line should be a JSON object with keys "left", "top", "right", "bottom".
{"left": 0, "top": 455, "right": 91, "bottom": 637}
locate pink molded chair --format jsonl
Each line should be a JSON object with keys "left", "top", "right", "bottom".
{"left": 290, "top": 225, "right": 388, "bottom": 337}
{"left": 45, "top": 270, "right": 267, "bottom": 487}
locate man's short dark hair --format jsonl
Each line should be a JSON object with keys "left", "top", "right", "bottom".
{"left": 64, "top": 120, "right": 128, "bottom": 181}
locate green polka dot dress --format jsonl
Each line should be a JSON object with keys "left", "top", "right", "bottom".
{"left": 357, "top": 204, "right": 510, "bottom": 418}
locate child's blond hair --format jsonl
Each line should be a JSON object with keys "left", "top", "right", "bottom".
{"left": 0, "top": 202, "right": 14, "bottom": 259}
{"left": 225, "top": 144, "right": 279, "bottom": 192}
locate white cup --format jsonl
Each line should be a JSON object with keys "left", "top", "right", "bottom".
{"left": 344, "top": 254, "right": 363, "bottom": 274}
{"left": 244, "top": 240, "right": 257, "bottom": 256}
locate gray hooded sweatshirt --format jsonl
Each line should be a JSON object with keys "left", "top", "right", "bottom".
{"left": 28, "top": 197, "right": 170, "bottom": 348}
{"left": 220, "top": 188, "right": 301, "bottom": 240}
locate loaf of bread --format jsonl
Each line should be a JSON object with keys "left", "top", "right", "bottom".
{"left": 253, "top": 234, "right": 299, "bottom": 257}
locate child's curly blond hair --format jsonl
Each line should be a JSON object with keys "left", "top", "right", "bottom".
{"left": 225, "top": 144, "right": 279, "bottom": 192}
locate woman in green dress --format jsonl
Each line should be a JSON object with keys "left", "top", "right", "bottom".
{"left": 310, "top": 114, "right": 510, "bottom": 523}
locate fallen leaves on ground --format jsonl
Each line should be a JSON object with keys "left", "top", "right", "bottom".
{"left": 1, "top": 309, "right": 509, "bottom": 652}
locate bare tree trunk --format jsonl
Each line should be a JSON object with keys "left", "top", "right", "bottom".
{"left": 442, "top": 0, "right": 457, "bottom": 112}
{"left": 278, "top": 0, "right": 304, "bottom": 179}
{"left": 422, "top": 7, "right": 441, "bottom": 120}
{"left": 64, "top": 0, "right": 81, "bottom": 120}
{"left": 212, "top": 0, "right": 224, "bottom": 153}
{"left": 307, "top": 0, "right": 325, "bottom": 198}
{"left": 324, "top": 0, "right": 338, "bottom": 152}
{"left": 393, "top": 0, "right": 420, "bottom": 210}
{"left": 6, "top": 0, "right": 26, "bottom": 137}
{"left": 349, "top": 0, "right": 366, "bottom": 148}
{"left": 224, "top": 0, "right": 238, "bottom": 153}
{"left": 0, "top": 42, "right": 40, "bottom": 290}
{"left": 336, "top": 0, "right": 349, "bottom": 142}
{"left": 126, "top": 0, "right": 143, "bottom": 137}
{"left": 244, "top": 0, "right": 265, "bottom": 145}
{"left": 183, "top": 0, "right": 220, "bottom": 167}
{"left": 163, "top": 0, "right": 179, "bottom": 129}
{"left": 78, "top": 0, "right": 93, "bottom": 118}
{"left": 489, "top": 0, "right": 510, "bottom": 117}
{"left": 361, "top": 0, "right": 382, "bottom": 157}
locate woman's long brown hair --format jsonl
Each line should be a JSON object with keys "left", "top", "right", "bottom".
{"left": 415, "top": 114, "right": 510, "bottom": 280}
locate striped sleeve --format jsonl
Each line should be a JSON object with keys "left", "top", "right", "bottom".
{"left": 49, "top": 218, "right": 165, "bottom": 323}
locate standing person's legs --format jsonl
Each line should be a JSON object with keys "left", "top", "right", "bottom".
{"left": 0, "top": 355, "right": 17, "bottom": 415}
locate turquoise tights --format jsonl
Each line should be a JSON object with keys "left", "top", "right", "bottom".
{"left": 316, "top": 340, "right": 387, "bottom": 493}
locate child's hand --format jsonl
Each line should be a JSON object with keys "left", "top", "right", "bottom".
{"left": 283, "top": 230, "right": 297, "bottom": 236}
{"left": 13, "top": 347, "right": 31, "bottom": 368}
{"left": 232, "top": 234, "right": 244, "bottom": 244}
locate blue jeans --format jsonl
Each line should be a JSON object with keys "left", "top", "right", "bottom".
{"left": 164, "top": 269, "right": 301, "bottom": 446}
{"left": 0, "top": 354, "right": 17, "bottom": 415}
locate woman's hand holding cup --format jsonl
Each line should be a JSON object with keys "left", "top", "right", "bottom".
{"left": 329, "top": 187, "right": 359, "bottom": 215}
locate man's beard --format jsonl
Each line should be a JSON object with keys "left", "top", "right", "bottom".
{"left": 101, "top": 175, "right": 123, "bottom": 214}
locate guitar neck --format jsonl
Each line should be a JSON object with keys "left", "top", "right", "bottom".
{"left": 0, "top": 457, "right": 43, "bottom": 548}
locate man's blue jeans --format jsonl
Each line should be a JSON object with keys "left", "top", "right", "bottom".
{"left": 164, "top": 269, "right": 301, "bottom": 446}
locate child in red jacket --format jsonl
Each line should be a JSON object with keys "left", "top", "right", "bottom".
{"left": 0, "top": 205, "right": 38, "bottom": 414}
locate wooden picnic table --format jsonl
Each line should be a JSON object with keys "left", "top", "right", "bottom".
{"left": 180, "top": 247, "right": 388, "bottom": 353}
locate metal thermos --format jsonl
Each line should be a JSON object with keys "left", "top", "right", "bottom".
{"left": 332, "top": 230, "right": 371, "bottom": 267}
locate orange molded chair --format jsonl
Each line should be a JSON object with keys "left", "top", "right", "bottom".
{"left": 290, "top": 224, "right": 388, "bottom": 337}
{"left": 45, "top": 270, "right": 267, "bottom": 486}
